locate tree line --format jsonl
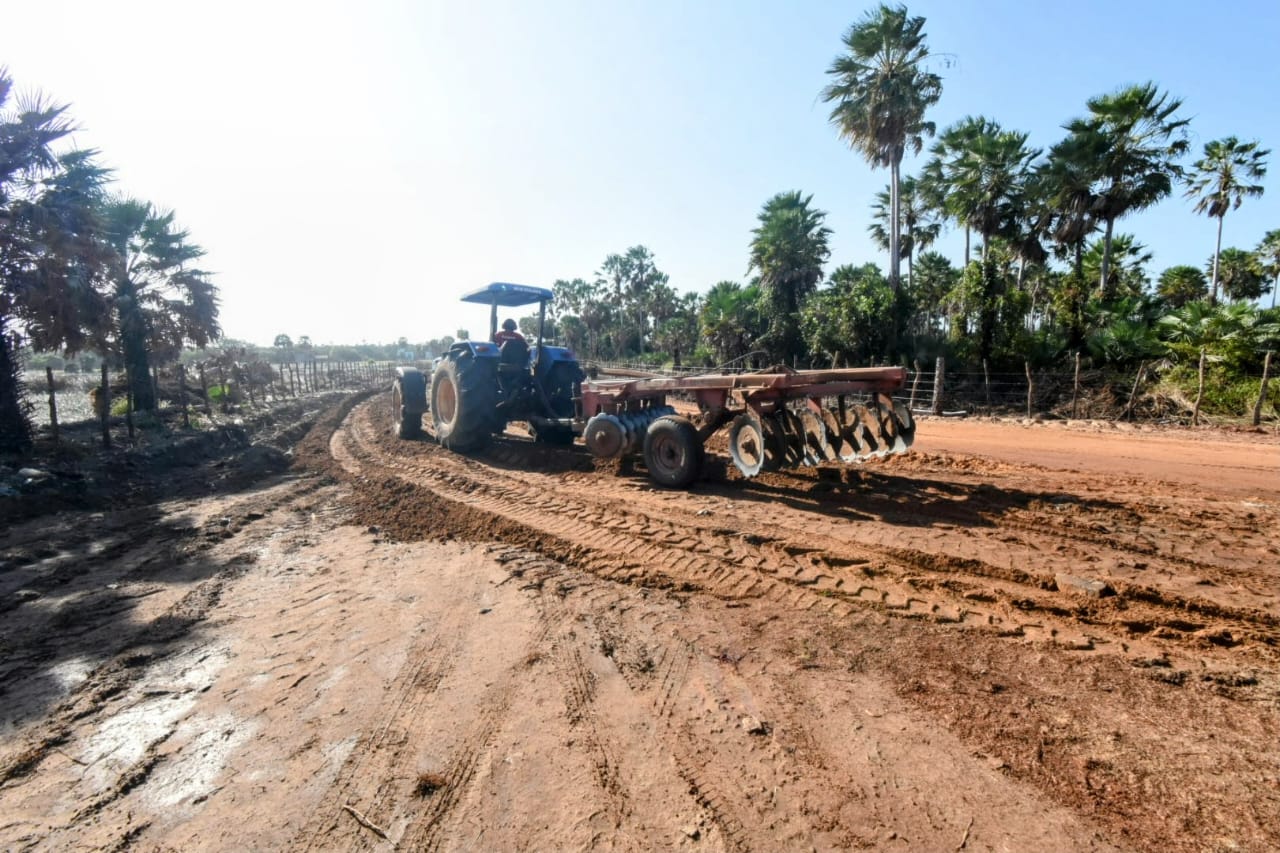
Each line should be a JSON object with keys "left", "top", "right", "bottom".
{"left": 1, "top": 67, "right": 219, "bottom": 452}
{"left": 544, "top": 5, "right": 1278, "bottom": 404}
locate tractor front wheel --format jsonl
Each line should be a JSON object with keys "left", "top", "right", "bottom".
{"left": 392, "top": 369, "right": 427, "bottom": 439}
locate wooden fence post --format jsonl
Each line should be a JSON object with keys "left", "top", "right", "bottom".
{"left": 289, "top": 363, "right": 297, "bottom": 396}
{"left": 125, "top": 387, "right": 135, "bottom": 440}
{"left": 1123, "top": 361, "right": 1146, "bottom": 422}
{"left": 909, "top": 359, "right": 921, "bottom": 411}
{"left": 100, "top": 363, "right": 111, "bottom": 449}
{"left": 179, "top": 364, "right": 190, "bottom": 428}
{"left": 1071, "top": 351, "right": 1081, "bottom": 420}
{"left": 982, "top": 359, "right": 991, "bottom": 408}
{"left": 218, "top": 366, "right": 228, "bottom": 413}
{"left": 1252, "top": 350, "right": 1273, "bottom": 427}
{"left": 199, "top": 365, "right": 210, "bottom": 415}
{"left": 931, "top": 356, "right": 945, "bottom": 416}
{"left": 45, "top": 366, "right": 60, "bottom": 443}
{"left": 1024, "top": 361, "right": 1034, "bottom": 419}
{"left": 1193, "top": 347, "right": 1207, "bottom": 426}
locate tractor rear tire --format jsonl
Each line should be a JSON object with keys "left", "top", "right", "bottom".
{"left": 643, "top": 415, "right": 703, "bottom": 489}
{"left": 431, "top": 356, "right": 498, "bottom": 452}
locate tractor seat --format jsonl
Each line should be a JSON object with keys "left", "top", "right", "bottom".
{"left": 498, "top": 339, "right": 529, "bottom": 376}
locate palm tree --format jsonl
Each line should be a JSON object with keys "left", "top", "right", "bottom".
{"left": 821, "top": 4, "right": 942, "bottom": 292}
{"left": 923, "top": 116, "right": 998, "bottom": 267}
{"left": 598, "top": 246, "right": 668, "bottom": 357}
{"left": 699, "top": 280, "right": 763, "bottom": 365}
{"left": 927, "top": 118, "right": 1038, "bottom": 268}
{"left": 1159, "top": 300, "right": 1279, "bottom": 371}
{"left": 0, "top": 69, "right": 111, "bottom": 451}
{"left": 1038, "top": 130, "right": 1105, "bottom": 279}
{"left": 868, "top": 175, "right": 940, "bottom": 283}
{"left": 1212, "top": 248, "right": 1266, "bottom": 302}
{"left": 1065, "top": 83, "right": 1189, "bottom": 294}
{"left": 928, "top": 118, "right": 1038, "bottom": 359}
{"left": 101, "top": 198, "right": 220, "bottom": 410}
{"left": 909, "top": 250, "right": 958, "bottom": 334}
{"left": 748, "top": 191, "right": 831, "bottom": 366}
{"left": 1184, "top": 137, "right": 1269, "bottom": 304}
{"left": 1255, "top": 229, "right": 1280, "bottom": 309}
{"left": 1082, "top": 233, "right": 1152, "bottom": 301}
{"left": 1156, "top": 265, "right": 1208, "bottom": 308}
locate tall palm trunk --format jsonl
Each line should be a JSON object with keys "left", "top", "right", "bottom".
{"left": 964, "top": 226, "right": 971, "bottom": 268}
{"left": 116, "top": 278, "right": 156, "bottom": 411}
{"left": 888, "top": 153, "right": 902, "bottom": 292}
{"left": 1209, "top": 214, "right": 1224, "bottom": 305}
{"left": 1099, "top": 217, "right": 1116, "bottom": 299}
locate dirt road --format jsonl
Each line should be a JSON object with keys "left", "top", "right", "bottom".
{"left": 1, "top": 397, "right": 1277, "bottom": 851}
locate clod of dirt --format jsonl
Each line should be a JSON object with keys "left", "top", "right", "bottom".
{"left": 414, "top": 772, "right": 446, "bottom": 797}
{"left": 1054, "top": 573, "right": 1114, "bottom": 598}
{"left": 741, "top": 716, "right": 769, "bottom": 735}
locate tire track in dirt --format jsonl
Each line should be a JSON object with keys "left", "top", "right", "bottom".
{"left": 332, "top": 398, "right": 1278, "bottom": 684}
{"left": 399, "top": 613, "right": 566, "bottom": 852}
{"left": 0, "top": 479, "right": 324, "bottom": 790}
{"left": 291, "top": 620, "right": 468, "bottom": 851}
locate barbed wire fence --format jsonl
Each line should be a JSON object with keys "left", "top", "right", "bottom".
{"left": 22, "top": 359, "right": 402, "bottom": 450}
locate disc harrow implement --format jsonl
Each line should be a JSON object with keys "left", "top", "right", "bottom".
{"left": 579, "top": 366, "right": 916, "bottom": 486}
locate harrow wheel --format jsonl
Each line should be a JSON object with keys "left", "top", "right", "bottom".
{"left": 728, "top": 412, "right": 767, "bottom": 478}
{"left": 643, "top": 415, "right": 703, "bottom": 489}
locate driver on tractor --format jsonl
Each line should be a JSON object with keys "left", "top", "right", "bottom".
{"left": 493, "top": 318, "right": 525, "bottom": 348}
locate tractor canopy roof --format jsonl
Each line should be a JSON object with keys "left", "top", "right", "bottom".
{"left": 460, "top": 282, "right": 554, "bottom": 307}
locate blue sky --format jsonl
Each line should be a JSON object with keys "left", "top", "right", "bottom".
{"left": 4, "top": 0, "right": 1278, "bottom": 346}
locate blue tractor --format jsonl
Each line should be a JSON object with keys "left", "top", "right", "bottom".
{"left": 392, "top": 283, "right": 583, "bottom": 451}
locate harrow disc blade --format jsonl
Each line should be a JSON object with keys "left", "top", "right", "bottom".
{"left": 798, "top": 409, "right": 830, "bottom": 464}
{"left": 776, "top": 410, "right": 807, "bottom": 467}
{"left": 856, "top": 403, "right": 890, "bottom": 457}
{"left": 837, "top": 404, "right": 878, "bottom": 459}
{"left": 584, "top": 413, "right": 626, "bottom": 459}
{"left": 819, "top": 408, "right": 844, "bottom": 460}
{"left": 759, "top": 413, "right": 785, "bottom": 471}
{"left": 891, "top": 399, "right": 916, "bottom": 447}
{"left": 728, "top": 412, "right": 767, "bottom": 477}
{"left": 872, "top": 393, "right": 907, "bottom": 454}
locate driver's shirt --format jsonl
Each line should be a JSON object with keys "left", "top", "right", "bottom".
{"left": 494, "top": 330, "right": 526, "bottom": 347}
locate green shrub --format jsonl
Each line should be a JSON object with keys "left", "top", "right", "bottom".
{"left": 1159, "top": 364, "right": 1261, "bottom": 416}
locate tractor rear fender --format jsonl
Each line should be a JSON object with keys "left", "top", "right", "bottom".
{"left": 449, "top": 340, "right": 501, "bottom": 361}
{"left": 532, "top": 345, "right": 579, "bottom": 375}
{"left": 394, "top": 366, "right": 428, "bottom": 414}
